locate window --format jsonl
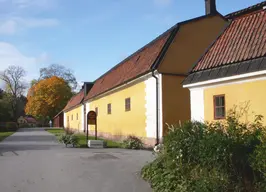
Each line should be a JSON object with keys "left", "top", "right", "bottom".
{"left": 95, "top": 107, "right": 98, "bottom": 116}
{"left": 214, "top": 95, "right": 225, "bottom": 119}
{"left": 107, "top": 103, "right": 111, "bottom": 114}
{"left": 125, "top": 98, "right": 131, "bottom": 111}
{"left": 76, "top": 113, "right": 78, "bottom": 120}
{"left": 67, "top": 116, "right": 69, "bottom": 122}
{"left": 71, "top": 114, "right": 73, "bottom": 121}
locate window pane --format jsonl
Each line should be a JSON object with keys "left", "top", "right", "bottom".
{"left": 220, "top": 97, "right": 225, "bottom": 106}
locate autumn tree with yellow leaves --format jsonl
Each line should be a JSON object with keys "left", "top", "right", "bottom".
{"left": 25, "top": 76, "right": 72, "bottom": 122}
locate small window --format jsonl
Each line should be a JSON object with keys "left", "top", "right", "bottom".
{"left": 214, "top": 95, "right": 225, "bottom": 119}
{"left": 76, "top": 113, "right": 78, "bottom": 120}
{"left": 107, "top": 103, "right": 111, "bottom": 114}
{"left": 95, "top": 107, "right": 98, "bottom": 116}
{"left": 67, "top": 116, "right": 69, "bottom": 122}
{"left": 71, "top": 114, "right": 73, "bottom": 121}
{"left": 125, "top": 98, "right": 131, "bottom": 111}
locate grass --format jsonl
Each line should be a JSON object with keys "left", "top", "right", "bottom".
{"left": 45, "top": 128, "right": 65, "bottom": 136}
{"left": 0, "top": 132, "right": 14, "bottom": 142}
{"left": 46, "top": 128, "right": 123, "bottom": 148}
{"left": 76, "top": 134, "right": 123, "bottom": 148}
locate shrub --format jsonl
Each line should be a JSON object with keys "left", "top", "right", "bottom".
{"left": 6, "top": 122, "right": 18, "bottom": 131}
{"left": 123, "top": 135, "right": 143, "bottom": 149}
{"left": 58, "top": 133, "right": 79, "bottom": 147}
{"left": 142, "top": 108, "right": 266, "bottom": 192}
{"left": 18, "top": 123, "right": 33, "bottom": 128}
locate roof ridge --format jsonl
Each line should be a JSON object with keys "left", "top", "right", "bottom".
{"left": 226, "top": 1, "right": 266, "bottom": 19}
{"left": 91, "top": 25, "right": 177, "bottom": 83}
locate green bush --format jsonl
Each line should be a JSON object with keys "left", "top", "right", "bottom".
{"left": 58, "top": 134, "right": 79, "bottom": 147}
{"left": 123, "top": 135, "right": 143, "bottom": 149}
{"left": 142, "top": 109, "right": 266, "bottom": 192}
{"left": 18, "top": 123, "right": 33, "bottom": 128}
{"left": 6, "top": 122, "right": 18, "bottom": 131}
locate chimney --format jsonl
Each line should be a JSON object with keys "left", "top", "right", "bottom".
{"left": 205, "top": 0, "right": 217, "bottom": 15}
{"left": 83, "top": 82, "right": 94, "bottom": 96}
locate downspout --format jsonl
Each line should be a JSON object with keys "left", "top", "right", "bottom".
{"left": 152, "top": 70, "right": 160, "bottom": 146}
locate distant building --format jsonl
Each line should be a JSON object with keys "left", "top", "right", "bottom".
{"left": 53, "top": 110, "right": 64, "bottom": 128}
{"left": 17, "top": 115, "right": 38, "bottom": 127}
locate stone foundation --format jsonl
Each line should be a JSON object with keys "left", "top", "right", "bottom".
{"left": 88, "top": 131, "right": 158, "bottom": 147}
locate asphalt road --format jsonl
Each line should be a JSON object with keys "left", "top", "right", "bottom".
{"left": 0, "top": 128, "right": 153, "bottom": 192}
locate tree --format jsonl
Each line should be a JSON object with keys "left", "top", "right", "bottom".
{"left": 0, "top": 66, "right": 27, "bottom": 120}
{"left": 25, "top": 76, "right": 72, "bottom": 123}
{"left": 39, "top": 64, "right": 77, "bottom": 90}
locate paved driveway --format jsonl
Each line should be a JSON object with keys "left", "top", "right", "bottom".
{"left": 0, "top": 128, "right": 153, "bottom": 192}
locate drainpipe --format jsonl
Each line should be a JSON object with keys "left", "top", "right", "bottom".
{"left": 152, "top": 70, "right": 160, "bottom": 146}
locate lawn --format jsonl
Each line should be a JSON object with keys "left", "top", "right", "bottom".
{"left": 45, "top": 128, "right": 123, "bottom": 148}
{"left": 0, "top": 132, "right": 14, "bottom": 142}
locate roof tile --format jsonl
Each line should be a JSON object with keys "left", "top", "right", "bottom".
{"left": 193, "top": 9, "right": 266, "bottom": 72}
{"left": 63, "top": 90, "right": 84, "bottom": 111}
{"left": 85, "top": 30, "right": 172, "bottom": 100}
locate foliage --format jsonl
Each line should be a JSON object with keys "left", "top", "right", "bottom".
{"left": 142, "top": 107, "right": 266, "bottom": 192}
{"left": 25, "top": 76, "right": 72, "bottom": 121}
{"left": 0, "top": 122, "right": 18, "bottom": 132}
{"left": 39, "top": 64, "right": 77, "bottom": 90}
{"left": 58, "top": 133, "right": 79, "bottom": 147}
{"left": 0, "top": 66, "right": 27, "bottom": 120}
{"left": 123, "top": 135, "right": 143, "bottom": 149}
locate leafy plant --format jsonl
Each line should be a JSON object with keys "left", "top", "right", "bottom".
{"left": 123, "top": 135, "right": 143, "bottom": 149}
{"left": 142, "top": 106, "right": 266, "bottom": 192}
{"left": 58, "top": 133, "right": 79, "bottom": 147}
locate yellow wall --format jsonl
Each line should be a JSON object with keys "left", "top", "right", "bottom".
{"left": 162, "top": 75, "right": 190, "bottom": 135}
{"left": 65, "top": 105, "right": 83, "bottom": 131}
{"left": 204, "top": 79, "right": 266, "bottom": 124}
{"left": 158, "top": 15, "right": 227, "bottom": 74}
{"left": 89, "top": 81, "right": 146, "bottom": 138}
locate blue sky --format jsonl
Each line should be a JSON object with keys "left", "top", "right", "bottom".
{"left": 0, "top": 0, "right": 263, "bottom": 88}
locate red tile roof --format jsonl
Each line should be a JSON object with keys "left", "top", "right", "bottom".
{"left": 84, "top": 30, "right": 173, "bottom": 100}
{"left": 226, "top": 1, "right": 266, "bottom": 19}
{"left": 63, "top": 90, "right": 84, "bottom": 111}
{"left": 24, "top": 117, "right": 37, "bottom": 123}
{"left": 193, "top": 9, "right": 266, "bottom": 72}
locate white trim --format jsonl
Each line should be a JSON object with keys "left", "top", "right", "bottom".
{"left": 145, "top": 76, "right": 157, "bottom": 138}
{"left": 158, "top": 73, "right": 163, "bottom": 139}
{"left": 183, "top": 70, "right": 266, "bottom": 89}
{"left": 189, "top": 88, "right": 205, "bottom": 122}
{"left": 84, "top": 72, "right": 153, "bottom": 103}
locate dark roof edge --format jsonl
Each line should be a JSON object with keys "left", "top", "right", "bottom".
{"left": 225, "top": 1, "right": 266, "bottom": 19}
{"left": 90, "top": 12, "right": 223, "bottom": 84}
{"left": 63, "top": 102, "right": 84, "bottom": 113}
{"left": 183, "top": 56, "right": 266, "bottom": 85}
{"left": 84, "top": 71, "right": 152, "bottom": 101}
{"left": 151, "top": 25, "right": 179, "bottom": 70}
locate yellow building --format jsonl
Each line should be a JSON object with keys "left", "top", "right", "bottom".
{"left": 63, "top": 83, "right": 93, "bottom": 132}
{"left": 183, "top": 3, "right": 266, "bottom": 124}
{"left": 82, "top": 0, "right": 228, "bottom": 146}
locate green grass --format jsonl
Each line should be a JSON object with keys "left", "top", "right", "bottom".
{"left": 45, "top": 128, "right": 65, "bottom": 136}
{"left": 74, "top": 134, "right": 123, "bottom": 148}
{"left": 0, "top": 132, "right": 14, "bottom": 142}
{"left": 46, "top": 129, "right": 123, "bottom": 148}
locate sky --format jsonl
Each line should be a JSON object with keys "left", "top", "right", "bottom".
{"left": 0, "top": 0, "right": 264, "bottom": 89}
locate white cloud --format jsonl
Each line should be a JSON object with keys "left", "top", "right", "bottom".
{"left": 154, "top": 0, "right": 172, "bottom": 6}
{"left": 0, "top": 17, "right": 59, "bottom": 35}
{"left": 0, "top": 42, "right": 48, "bottom": 82}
